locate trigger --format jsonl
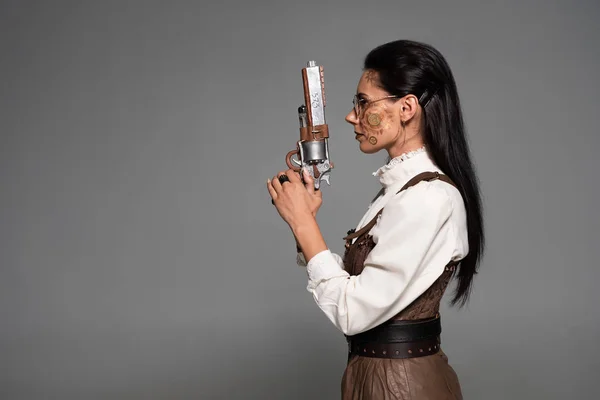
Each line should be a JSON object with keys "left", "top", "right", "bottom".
{"left": 292, "top": 158, "right": 302, "bottom": 167}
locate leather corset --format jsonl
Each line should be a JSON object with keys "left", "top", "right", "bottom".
{"left": 342, "top": 172, "right": 459, "bottom": 321}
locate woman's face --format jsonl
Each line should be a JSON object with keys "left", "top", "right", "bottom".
{"left": 345, "top": 70, "right": 404, "bottom": 154}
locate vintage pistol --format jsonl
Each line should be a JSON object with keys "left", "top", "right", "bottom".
{"left": 285, "top": 60, "right": 333, "bottom": 190}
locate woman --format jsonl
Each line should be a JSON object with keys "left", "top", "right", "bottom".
{"left": 267, "top": 39, "right": 484, "bottom": 399}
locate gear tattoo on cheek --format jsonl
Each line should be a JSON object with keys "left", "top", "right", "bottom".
{"left": 362, "top": 105, "right": 394, "bottom": 137}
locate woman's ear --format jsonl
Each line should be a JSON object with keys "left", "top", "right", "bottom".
{"left": 399, "top": 94, "right": 419, "bottom": 123}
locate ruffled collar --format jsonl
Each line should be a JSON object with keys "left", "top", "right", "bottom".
{"left": 373, "top": 146, "right": 441, "bottom": 189}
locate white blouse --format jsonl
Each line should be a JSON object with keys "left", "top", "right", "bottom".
{"left": 298, "top": 147, "right": 469, "bottom": 336}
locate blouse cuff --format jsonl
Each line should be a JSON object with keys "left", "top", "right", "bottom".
{"left": 306, "top": 249, "right": 345, "bottom": 287}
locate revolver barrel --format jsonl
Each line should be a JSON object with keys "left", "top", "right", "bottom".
{"left": 286, "top": 60, "right": 332, "bottom": 189}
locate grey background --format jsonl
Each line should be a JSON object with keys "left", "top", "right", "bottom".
{"left": 1, "top": 1, "right": 598, "bottom": 399}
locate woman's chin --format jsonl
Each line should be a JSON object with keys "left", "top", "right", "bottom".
{"left": 358, "top": 139, "right": 379, "bottom": 154}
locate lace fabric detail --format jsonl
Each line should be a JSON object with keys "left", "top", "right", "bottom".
{"left": 373, "top": 146, "right": 427, "bottom": 177}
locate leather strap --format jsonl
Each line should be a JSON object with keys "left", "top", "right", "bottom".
{"left": 343, "top": 171, "right": 456, "bottom": 242}
{"left": 346, "top": 315, "right": 442, "bottom": 360}
{"left": 350, "top": 315, "right": 441, "bottom": 344}
{"left": 348, "top": 337, "right": 440, "bottom": 359}
{"left": 299, "top": 124, "right": 329, "bottom": 141}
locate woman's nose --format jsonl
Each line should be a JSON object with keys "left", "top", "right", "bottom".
{"left": 345, "top": 109, "right": 358, "bottom": 125}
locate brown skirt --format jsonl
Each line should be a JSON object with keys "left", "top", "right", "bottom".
{"left": 341, "top": 349, "right": 463, "bottom": 400}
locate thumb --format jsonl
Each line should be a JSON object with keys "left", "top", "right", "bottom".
{"left": 302, "top": 167, "right": 315, "bottom": 193}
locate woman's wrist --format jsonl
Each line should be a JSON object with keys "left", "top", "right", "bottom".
{"left": 292, "top": 216, "right": 328, "bottom": 262}
{"left": 288, "top": 211, "right": 315, "bottom": 232}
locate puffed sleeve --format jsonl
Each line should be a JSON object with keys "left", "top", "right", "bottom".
{"left": 305, "top": 182, "right": 456, "bottom": 336}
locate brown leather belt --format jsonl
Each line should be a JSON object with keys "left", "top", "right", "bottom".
{"left": 346, "top": 316, "right": 442, "bottom": 359}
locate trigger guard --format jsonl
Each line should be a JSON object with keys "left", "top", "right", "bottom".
{"left": 285, "top": 149, "right": 301, "bottom": 171}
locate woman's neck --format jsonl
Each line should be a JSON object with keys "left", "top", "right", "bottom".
{"left": 387, "top": 138, "right": 425, "bottom": 160}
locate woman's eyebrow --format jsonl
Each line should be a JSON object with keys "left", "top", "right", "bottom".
{"left": 357, "top": 92, "right": 370, "bottom": 99}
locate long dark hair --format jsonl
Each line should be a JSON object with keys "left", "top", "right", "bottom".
{"left": 364, "top": 39, "right": 484, "bottom": 306}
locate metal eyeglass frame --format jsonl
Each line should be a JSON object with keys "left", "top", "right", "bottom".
{"left": 352, "top": 94, "right": 399, "bottom": 117}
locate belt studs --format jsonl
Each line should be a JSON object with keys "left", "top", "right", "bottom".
{"left": 352, "top": 343, "right": 439, "bottom": 358}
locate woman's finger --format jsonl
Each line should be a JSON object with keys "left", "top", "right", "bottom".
{"left": 302, "top": 167, "right": 315, "bottom": 193}
{"left": 267, "top": 178, "right": 277, "bottom": 201}
{"left": 271, "top": 174, "right": 282, "bottom": 193}
{"left": 285, "top": 168, "right": 302, "bottom": 184}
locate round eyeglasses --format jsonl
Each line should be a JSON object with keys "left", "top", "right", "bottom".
{"left": 352, "top": 94, "right": 399, "bottom": 117}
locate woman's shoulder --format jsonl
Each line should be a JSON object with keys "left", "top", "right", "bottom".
{"left": 373, "top": 181, "right": 452, "bottom": 230}
{"left": 381, "top": 177, "right": 465, "bottom": 223}
{"left": 372, "top": 177, "right": 468, "bottom": 249}
{"left": 392, "top": 178, "right": 452, "bottom": 206}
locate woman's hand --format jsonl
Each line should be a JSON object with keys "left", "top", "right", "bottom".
{"left": 301, "top": 167, "right": 323, "bottom": 217}
{"left": 267, "top": 167, "right": 329, "bottom": 261}
{"left": 267, "top": 168, "right": 322, "bottom": 228}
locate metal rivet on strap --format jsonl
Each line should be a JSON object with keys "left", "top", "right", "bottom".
{"left": 408, "top": 350, "right": 412, "bottom": 354}
{"left": 363, "top": 349, "right": 366, "bottom": 353}
{"left": 395, "top": 350, "right": 399, "bottom": 355}
{"left": 429, "top": 347, "right": 432, "bottom": 351}
{"left": 419, "top": 349, "right": 423, "bottom": 352}
{"left": 383, "top": 351, "right": 387, "bottom": 355}
{"left": 372, "top": 350, "right": 375, "bottom": 354}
